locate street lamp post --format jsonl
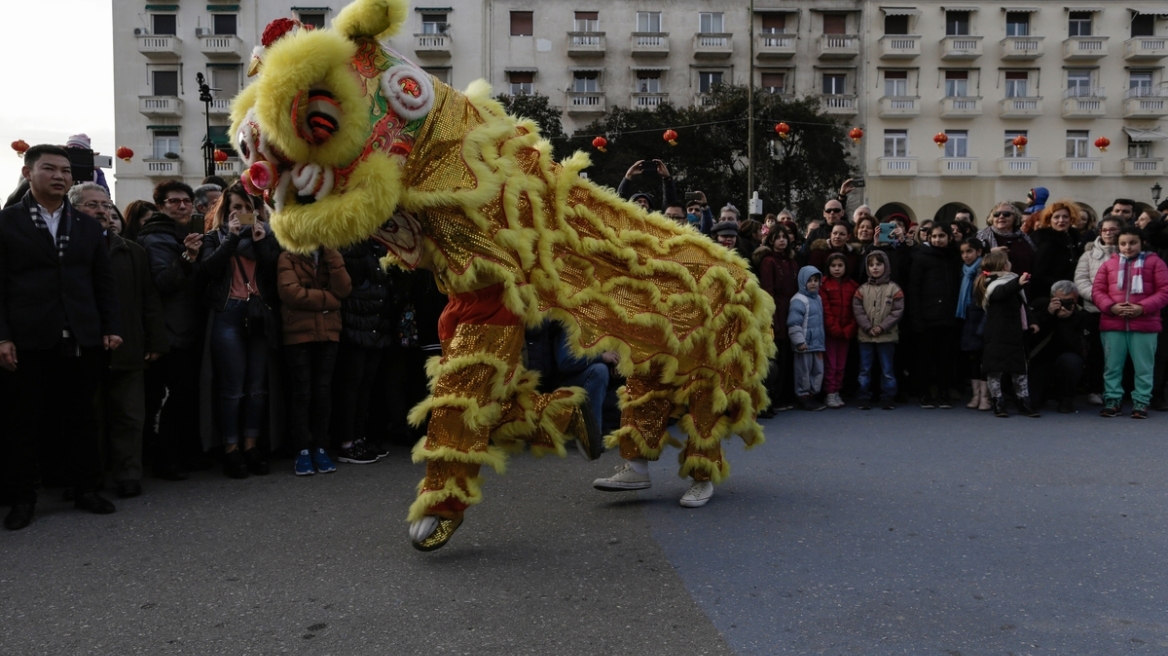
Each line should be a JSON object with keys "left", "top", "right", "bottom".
{"left": 1153, "top": 183, "right": 1163, "bottom": 206}
{"left": 195, "top": 73, "right": 215, "bottom": 179}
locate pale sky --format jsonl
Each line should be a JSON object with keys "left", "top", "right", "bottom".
{"left": 0, "top": 2, "right": 115, "bottom": 200}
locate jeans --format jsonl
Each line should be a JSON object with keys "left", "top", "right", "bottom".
{"left": 285, "top": 341, "right": 340, "bottom": 450}
{"left": 333, "top": 343, "right": 385, "bottom": 444}
{"left": 823, "top": 336, "right": 849, "bottom": 394}
{"left": 1101, "top": 331, "right": 1158, "bottom": 406}
{"left": 559, "top": 362, "right": 609, "bottom": 430}
{"left": 857, "top": 342, "right": 897, "bottom": 401}
{"left": 211, "top": 300, "right": 269, "bottom": 444}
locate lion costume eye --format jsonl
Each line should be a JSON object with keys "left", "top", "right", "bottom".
{"left": 296, "top": 88, "right": 342, "bottom": 145}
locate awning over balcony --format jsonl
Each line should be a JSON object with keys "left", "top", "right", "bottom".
{"left": 1129, "top": 8, "right": 1168, "bottom": 16}
{"left": 881, "top": 7, "right": 921, "bottom": 16}
{"left": 414, "top": 7, "right": 453, "bottom": 12}
{"left": 1001, "top": 7, "right": 1040, "bottom": 12}
{"left": 569, "top": 67, "right": 605, "bottom": 72}
{"left": 1124, "top": 127, "right": 1168, "bottom": 141}
{"left": 940, "top": 6, "right": 980, "bottom": 12}
{"left": 504, "top": 67, "right": 538, "bottom": 73}
{"left": 754, "top": 7, "right": 799, "bottom": 13}
{"left": 630, "top": 65, "right": 671, "bottom": 71}
{"left": 1064, "top": 7, "right": 1103, "bottom": 12}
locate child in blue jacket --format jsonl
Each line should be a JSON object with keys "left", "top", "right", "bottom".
{"left": 788, "top": 266, "right": 826, "bottom": 411}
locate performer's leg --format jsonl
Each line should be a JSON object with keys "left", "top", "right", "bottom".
{"left": 593, "top": 370, "right": 678, "bottom": 491}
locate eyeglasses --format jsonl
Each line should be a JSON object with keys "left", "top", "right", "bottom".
{"left": 992, "top": 211, "right": 1015, "bottom": 218}
{"left": 79, "top": 201, "right": 115, "bottom": 211}
{"left": 164, "top": 198, "right": 194, "bottom": 206}
{"left": 824, "top": 207, "right": 843, "bottom": 213}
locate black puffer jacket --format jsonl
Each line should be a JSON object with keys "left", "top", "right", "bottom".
{"left": 1031, "top": 227, "right": 1080, "bottom": 301}
{"left": 135, "top": 213, "right": 204, "bottom": 349}
{"left": 339, "top": 240, "right": 392, "bottom": 349}
{"left": 908, "top": 243, "right": 963, "bottom": 331}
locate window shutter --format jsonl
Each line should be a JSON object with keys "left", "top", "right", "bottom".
{"left": 761, "top": 15, "right": 786, "bottom": 32}
{"left": 510, "top": 11, "right": 533, "bottom": 36}
{"left": 823, "top": 14, "right": 846, "bottom": 35}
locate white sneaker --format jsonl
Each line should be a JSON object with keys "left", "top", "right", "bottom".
{"left": 826, "top": 392, "right": 844, "bottom": 409}
{"left": 1087, "top": 393, "right": 1103, "bottom": 406}
{"left": 679, "top": 480, "right": 714, "bottom": 508}
{"left": 593, "top": 461, "right": 651, "bottom": 491}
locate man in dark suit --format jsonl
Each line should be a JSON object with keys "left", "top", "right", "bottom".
{"left": 0, "top": 144, "right": 124, "bottom": 530}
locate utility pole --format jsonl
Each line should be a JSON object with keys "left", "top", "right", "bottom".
{"left": 747, "top": 0, "right": 755, "bottom": 206}
{"left": 195, "top": 73, "right": 216, "bottom": 178}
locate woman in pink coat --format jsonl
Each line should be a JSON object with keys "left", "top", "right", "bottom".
{"left": 1091, "top": 226, "right": 1168, "bottom": 418}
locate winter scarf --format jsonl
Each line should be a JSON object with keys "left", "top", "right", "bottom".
{"left": 1118, "top": 253, "right": 1147, "bottom": 294}
{"left": 957, "top": 257, "right": 982, "bottom": 319}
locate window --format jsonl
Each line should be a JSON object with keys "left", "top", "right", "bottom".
{"left": 574, "top": 11, "right": 598, "bottom": 32}
{"left": 944, "top": 70, "right": 969, "bottom": 97}
{"left": 1066, "top": 130, "right": 1089, "bottom": 158}
{"left": 152, "top": 130, "right": 180, "bottom": 160}
{"left": 298, "top": 12, "right": 326, "bottom": 29}
{"left": 1005, "top": 71, "right": 1028, "bottom": 98}
{"left": 510, "top": 11, "right": 533, "bottom": 36}
{"left": 422, "top": 67, "right": 450, "bottom": 84}
{"left": 1132, "top": 14, "right": 1155, "bottom": 38}
{"left": 151, "top": 13, "right": 176, "bottom": 35}
{"left": 944, "top": 130, "right": 968, "bottom": 158}
{"left": 1068, "top": 12, "right": 1092, "bottom": 37}
{"left": 1066, "top": 69, "right": 1092, "bottom": 96}
{"left": 699, "top": 12, "right": 724, "bottom": 33}
{"left": 884, "top": 70, "right": 908, "bottom": 97}
{"left": 699, "top": 71, "right": 723, "bottom": 93}
{"left": 212, "top": 13, "right": 236, "bottom": 35}
{"left": 508, "top": 72, "right": 533, "bottom": 95}
{"left": 823, "top": 14, "right": 847, "bottom": 35}
{"left": 884, "top": 130, "right": 908, "bottom": 157}
{"left": 761, "top": 72, "right": 785, "bottom": 93}
{"left": 822, "top": 74, "right": 847, "bottom": 95}
{"left": 1130, "top": 71, "right": 1154, "bottom": 96}
{"left": 761, "top": 14, "right": 786, "bottom": 34}
{"left": 945, "top": 11, "right": 970, "bottom": 36}
{"left": 884, "top": 14, "right": 909, "bottom": 36}
{"left": 421, "top": 13, "right": 447, "bottom": 34}
{"left": 636, "top": 11, "right": 661, "bottom": 33}
{"left": 1004, "top": 130, "right": 1028, "bottom": 157}
{"left": 209, "top": 66, "right": 239, "bottom": 99}
{"left": 152, "top": 70, "right": 179, "bottom": 96}
{"left": 573, "top": 72, "right": 599, "bottom": 93}
{"left": 636, "top": 72, "right": 660, "bottom": 93}
{"left": 1129, "top": 140, "right": 1153, "bottom": 159}
{"left": 1005, "top": 12, "right": 1029, "bottom": 37}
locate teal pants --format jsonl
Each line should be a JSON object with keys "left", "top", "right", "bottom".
{"left": 1101, "top": 331, "right": 1158, "bottom": 406}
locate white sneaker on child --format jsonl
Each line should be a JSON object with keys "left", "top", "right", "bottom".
{"left": 593, "top": 460, "right": 652, "bottom": 491}
{"left": 1087, "top": 393, "right": 1103, "bottom": 406}
{"left": 826, "top": 393, "right": 844, "bottom": 409}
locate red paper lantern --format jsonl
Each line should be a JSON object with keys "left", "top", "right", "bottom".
{"left": 591, "top": 136, "right": 608, "bottom": 153}
{"left": 848, "top": 127, "right": 864, "bottom": 144}
{"left": 213, "top": 149, "right": 229, "bottom": 163}
{"left": 1012, "top": 135, "right": 1028, "bottom": 152}
{"left": 933, "top": 132, "right": 949, "bottom": 148}
{"left": 774, "top": 123, "right": 791, "bottom": 139}
{"left": 1094, "top": 136, "right": 1110, "bottom": 152}
{"left": 663, "top": 129, "right": 679, "bottom": 146}
{"left": 115, "top": 146, "right": 134, "bottom": 162}
{"left": 11, "top": 139, "right": 29, "bottom": 157}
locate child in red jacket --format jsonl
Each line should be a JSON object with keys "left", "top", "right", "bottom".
{"left": 821, "top": 253, "right": 859, "bottom": 408}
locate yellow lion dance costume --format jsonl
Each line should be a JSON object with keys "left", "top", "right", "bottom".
{"left": 232, "top": 0, "right": 776, "bottom": 551}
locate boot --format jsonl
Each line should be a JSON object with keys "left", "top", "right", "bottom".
{"left": 991, "top": 396, "right": 1009, "bottom": 418}
{"left": 1017, "top": 396, "right": 1041, "bottom": 418}
{"left": 977, "top": 381, "right": 992, "bottom": 411}
{"left": 966, "top": 379, "right": 980, "bottom": 409}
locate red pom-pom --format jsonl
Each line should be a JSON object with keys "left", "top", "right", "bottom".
{"left": 261, "top": 18, "right": 299, "bottom": 48}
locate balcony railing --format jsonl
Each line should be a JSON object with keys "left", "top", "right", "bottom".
{"left": 817, "top": 34, "right": 859, "bottom": 59}
{"left": 200, "top": 34, "right": 242, "bottom": 59}
{"left": 878, "top": 157, "right": 917, "bottom": 176}
{"left": 215, "top": 159, "right": 244, "bottom": 177}
{"left": 631, "top": 32, "right": 669, "bottom": 57}
{"left": 415, "top": 33, "right": 451, "bottom": 56}
{"left": 208, "top": 99, "right": 232, "bottom": 116}
{"left": 1125, "top": 37, "right": 1168, "bottom": 61}
{"left": 1000, "top": 36, "right": 1044, "bottom": 60}
{"left": 137, "top": 34, "right": 181, "bottom": 59}
{"left": 939, "top": 96, "right": 982, "bottom": 118}
{"left": 693, "top": 93, "right": 720, "bottom": 108}
{"left": 144, "top": 159, "right": 182, "bottom": 177}
{"left": 1063, "top": 36, "right": 1108, "bottom": 60}
{"left": 566, "top": 91, "right": 606, "bottom": 114}
{"left": 821, "top": 94, "right": 857, "bottom": 115}
{"left": 998, "top": 157, "right": 1038, "bottom": 176}
{"left": 756, "top": 33, "right": 796, "bottom": 59}
{"left": 940, "top": 35, "right": 983, "bottom": 60}
{"left": 1123, "top": 158, "right": 1164, "bottom": 176}
{"left": 138, "top": 96, "right": 183, "bottom": 117}
{"left": 1123, "top": 87, "right": 1168, "bottom": 118}
{"left": 939, "top": 158, "right": 978, "bottom": 176}
{"left": 693, "top": 33, "right": 732, "bottom": 58}
{"left": 878, "top": 35, "right": 921, "bottom": 59}
{"left": 878, "top": 96, "right": 920, "bottom": 118}
{"left": 568, "top": 32, "right": 606, "bottom": 57}
{"left": 631, "top": 93, "right": 668, "bottom": 109}
{"left": 999, "top": 97, "right": 1043, "bottom": 119}
{"left": 1060, "top": 158, "right": 1101, "bottom": 176}
{"left": 1062, "top": 88, "right": 1106, "bottom": 118}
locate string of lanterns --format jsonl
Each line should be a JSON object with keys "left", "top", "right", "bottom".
{"left": 590, "top": 123, "right": 866, "bottom": 151}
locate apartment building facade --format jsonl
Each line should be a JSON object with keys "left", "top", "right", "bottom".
{"left": 112, "top": 1, "right": 1165, "bottom": 223}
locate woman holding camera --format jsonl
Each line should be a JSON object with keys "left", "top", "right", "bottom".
{"left": 199, "top": 184, "right": 282, "bottom": 478}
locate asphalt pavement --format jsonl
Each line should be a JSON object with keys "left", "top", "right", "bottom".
{"left": 2, "top": 403, "right": 1166, "bottom": 655}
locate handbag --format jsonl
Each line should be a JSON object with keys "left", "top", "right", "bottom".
{"left": 235, "top": 255, "right": 281, "bottom": 349}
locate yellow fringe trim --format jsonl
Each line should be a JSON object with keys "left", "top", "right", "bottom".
{"left": 410, "top": 437, "right": 508, "bottom": 475}
{"left": 605, "top": 425, "right": 682, "bottom": 459}
{"left": 677, "top": 454, "right": 730, "bottom": 484}
{"left": 406, "top": 475, "right": 485, "bottom": 522}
